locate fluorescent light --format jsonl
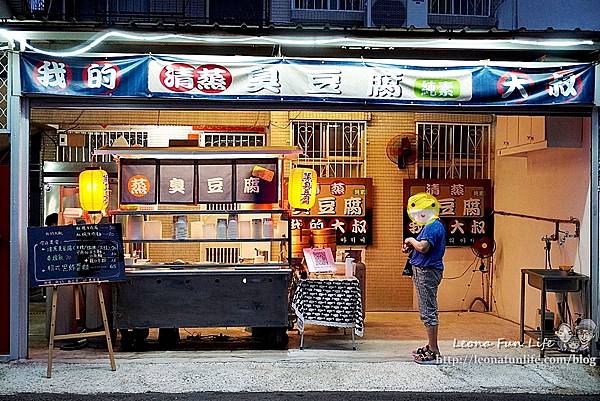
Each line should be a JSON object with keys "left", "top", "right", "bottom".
{"left": 0, "top": 28, "right": 595, "bottom": 57}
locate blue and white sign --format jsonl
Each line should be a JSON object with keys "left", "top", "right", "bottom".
{"left": 20, "top": 53, "right": 595, "bottom": 106}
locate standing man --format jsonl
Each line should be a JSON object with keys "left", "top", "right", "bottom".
{"left": 403, "top": 193, "right": 445, "bottom": 364}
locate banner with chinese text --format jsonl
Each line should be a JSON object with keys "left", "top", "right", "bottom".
{"left": 403, "top": 179, "right": 493, "bottom": 247}
{"left": 289, "top": 178, "right": 373, "bottom": 246}
{"left": 20, "top": 53, "right": 595, "bottom": 106}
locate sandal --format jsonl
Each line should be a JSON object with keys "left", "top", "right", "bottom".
{"left": 414, "top": 348, "right": 442, "bottom": 365}
{"left": 411, "top": 345, "right": 429, "bottom": 356}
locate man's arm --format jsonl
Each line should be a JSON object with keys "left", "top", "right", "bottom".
{"left": 404, "top": 237, "right": 430, "bottom": 254}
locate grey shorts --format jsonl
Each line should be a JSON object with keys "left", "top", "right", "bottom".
{"left": 412, "top": 266, "right": 443, "bottom": 327}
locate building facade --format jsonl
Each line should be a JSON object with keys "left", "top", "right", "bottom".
{"left": 0, "top": 0, "right": 598, "bottom": 361}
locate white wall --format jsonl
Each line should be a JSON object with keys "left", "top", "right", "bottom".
{"left": 493, "top": 119, "right": 591, "bottom": 327}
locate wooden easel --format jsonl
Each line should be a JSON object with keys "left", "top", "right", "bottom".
{"left": 45, "top": 281, "right": 116, "bottom": 378}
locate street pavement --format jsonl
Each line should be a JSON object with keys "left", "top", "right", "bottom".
{"left": 1, "top": 342, "right": 600, "bottom": 396}
{"left": 1, "top": 393, "right": 600, "bottom": 401}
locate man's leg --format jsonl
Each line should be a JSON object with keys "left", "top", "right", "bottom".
{"left": 426, "top": 324, "right": 439, "bottom": 354}
{"left": 420, "top": 269, "right": 442, "bottom": 355}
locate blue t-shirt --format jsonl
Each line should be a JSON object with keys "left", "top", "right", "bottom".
{"left": 409, "top": 219, "right": 446, "bottom": 270}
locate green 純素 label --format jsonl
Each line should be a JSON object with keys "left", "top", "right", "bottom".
{"left": 415, "top": 78, "right": 461, "bottom": 99}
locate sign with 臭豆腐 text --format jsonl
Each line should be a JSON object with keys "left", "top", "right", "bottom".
{"left": 20, "top": 53, "right": 595, "bottom": 106}
{"left": 289, "top": 178, "right": 373, "bottom": 246}
{"left": 403, "top": 179, "right": 493, "bottom": 247}
{"left": 28, "top": 224, "right": 126, "bottom": 287}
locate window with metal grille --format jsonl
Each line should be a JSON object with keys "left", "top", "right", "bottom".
{"left": 57, "top": 130, "right": 148, "bottom": 163}
{"left": 428, "top": 0, "right": 491, "bottom": 16}
{"left": 291, "top": 120, "right": 366, "bottom": 177}
{"left": 200, "top": 132, "right": 265, "bottom": 147}
{"left": 293, "top": 0, "right": 363, "bottom": 11}
{"left": 415, "top": 122, "right": 492, "bottom": 179}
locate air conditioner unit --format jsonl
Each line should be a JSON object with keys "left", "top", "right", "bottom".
{"left": 371, "top": 0, "right": 407, "bottom": 28}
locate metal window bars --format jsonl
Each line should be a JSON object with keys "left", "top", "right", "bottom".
{"left": 293, "top": 0, "right": 363, "bottom": 11}
{"left": 428, "top": 0, "right": 491, "bottom": 17}
{"left": 291, "top": 120, "right": 366, "bottom": 178}
{"left": 56, "top": 130, "right": 148, "bottom": 163}
{"left": 200, "top": 132, "right": 265, "bottom": 147}
{"left": 416, "top": 122, "right": 492, "bottom": 180}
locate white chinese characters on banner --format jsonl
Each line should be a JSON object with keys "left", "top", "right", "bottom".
{"left": 196, "top": 64, "right": 231, "bottom": 93}
{"left": 35, "top": 60, "right": 70, "bottom": 89}
{"left": 160, "top": 63, "right": 195, "bottom": 92}
{"left": 85, "top": 62, "right": 119, "bottom": 90}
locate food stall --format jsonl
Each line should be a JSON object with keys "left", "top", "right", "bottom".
{"left": 94, "top": 146, "right": 301, "bottom": 349}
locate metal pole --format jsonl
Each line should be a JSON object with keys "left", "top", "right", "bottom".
{"left": 590, "top": 107, "right": 599, "bottom": 358}
{"left": 8, "top": 50, "right": 29, "bottom": 361}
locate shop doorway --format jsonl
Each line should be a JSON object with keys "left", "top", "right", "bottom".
{"left": 25, "top": 106, "right": 593, "bottom": 358}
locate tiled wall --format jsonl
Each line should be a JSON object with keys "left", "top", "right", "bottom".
{"left": 35, "top": 108, "right": 494, "bottom": 311}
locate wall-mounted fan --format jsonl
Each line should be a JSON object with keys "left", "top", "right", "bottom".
{"left": 386, "top": 135, "right": 416, "bottom": 169}
{"left": 471, "top": 237, "right": 496, "bottom": 272}
{"left": 459, "top": 237, "right": 497, "bottom": 313}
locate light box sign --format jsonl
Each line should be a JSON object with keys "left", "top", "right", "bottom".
{"left": 120, "top": 161, "right": 157, "bottom": 204}
{"left": 159, "top": 162, "right": 195, "bottom": 204}
{"left": 119, "top": 159, "right": 279, "bottom": 205}
{"left": 403, "top": 179, "right": 493, "bottom": 247}
{"left": 197, "top": 163, "right": 234, "bottom": 203}
{"left": 289, "top": 178, "right": 373, "bottom": 246}
{"left": 20, "top": 53, "right": 596, "bottom": 106}
{"left": 235, "top": 162, "right": 279, "bottom": 204}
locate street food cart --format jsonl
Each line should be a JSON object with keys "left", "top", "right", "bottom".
{"left": 94, "top": 146, "right": 301, "bottom": 349}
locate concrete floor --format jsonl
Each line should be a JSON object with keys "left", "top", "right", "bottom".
{"left": 0, "top": 304, "right": 595, "bottom": 395}
{"left": 28, "top": 301, "right": 522, "bottom": 360}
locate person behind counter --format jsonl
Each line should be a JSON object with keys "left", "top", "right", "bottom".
{"left": 402, "top": 193, "right": 446, "bottom": 365}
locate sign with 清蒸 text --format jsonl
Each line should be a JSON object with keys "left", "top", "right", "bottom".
{"left": 403, "top": 179, "right": 493, "bottom": 247}
{"left": 20, "top": 53, "right": 595, "bottom": 106}
{"left": 289, "top": 178, "right": 373, "bottom": 246}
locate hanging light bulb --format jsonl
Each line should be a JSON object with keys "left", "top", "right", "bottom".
{"left": 288, "top": 167, "right": 317, "bottom": 211}
{"left": 79, "top": 167, "right": 109, "bottom": 223}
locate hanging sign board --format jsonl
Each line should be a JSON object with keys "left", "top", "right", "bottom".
{"left": 197, "top": 162, "right": 234, "bottom": 203}
{"left": 119, "top": 159, "right": 279, "bottom": 205}
{"left": 403, "top": 179, "right": 493, "bottom": 247}
{"left": 235, "top": 161, "right": 279, "bottom": 204}
{"left": 28, "top": 224, "right": 126, "bottom": 287}
{"left": 288, "top": 178, "right": 373, "bottom": 246}
{"left": 20, "top": 53, "right": 595, "bottom": 106}
{"left": 159, "top": 161, "right": 196, "bottom": 204}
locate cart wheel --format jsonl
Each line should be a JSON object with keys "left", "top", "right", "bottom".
{"left": 119, "top": 329, "right": 134, "bottom": 351}
{"left": 267, "top": 327, "right": 289, "bottom": 350}
{"left": 251, "top": 327, "right": 268, "bottom": 339}
{"left": 158, "top": 328, "right": 180, "bottom": 348}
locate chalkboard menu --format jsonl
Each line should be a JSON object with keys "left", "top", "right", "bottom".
{"left": 28, "top": 224, "right": 126, "bottom": 287}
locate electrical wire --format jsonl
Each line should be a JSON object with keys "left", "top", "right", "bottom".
{"left": 443, "top": 256, "right": 478, "bottom": 280}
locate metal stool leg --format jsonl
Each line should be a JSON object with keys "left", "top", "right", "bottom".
{"left": 300, "top": 330, "right": 304, "bottom": 350}
{"left": 352, "top": 326, "right": 356, "bottom": 350}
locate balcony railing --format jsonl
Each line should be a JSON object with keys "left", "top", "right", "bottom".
{"left": 21, "top": 0, "right": 270, "bottom": 26}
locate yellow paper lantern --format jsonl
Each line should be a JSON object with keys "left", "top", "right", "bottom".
{"left": 288, "top": 168, "right": 317, "bottom": 210}
{"left": 79, "top": 167, "right": 109, "bottom": 213}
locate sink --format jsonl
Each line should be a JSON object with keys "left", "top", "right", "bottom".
{"left": 526, "top": 269, "right": 584, "bottom": 292}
